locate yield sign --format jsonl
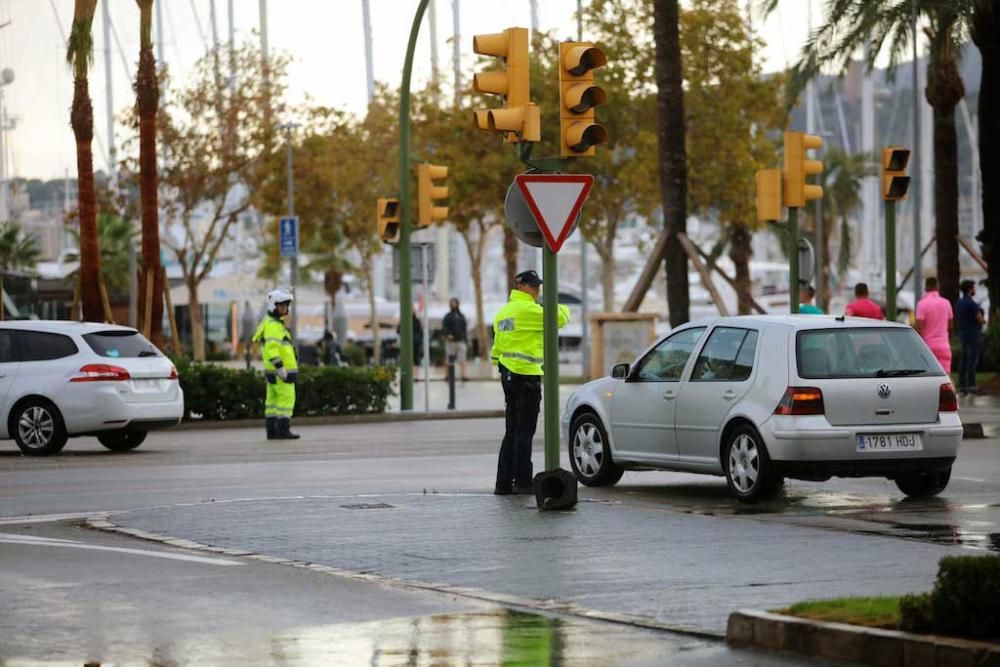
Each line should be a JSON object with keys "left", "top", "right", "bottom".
{"left": 514, "top": 173, "right": 594, "bottom": 253}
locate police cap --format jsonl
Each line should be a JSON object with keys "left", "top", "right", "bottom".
{"left": 515, "top": 269, "right": 542, "bottom": 287}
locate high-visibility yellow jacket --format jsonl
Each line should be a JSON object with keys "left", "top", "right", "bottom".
{"left": 253, "top": 315, "right": 298, "bottom": 374}
{"left": 490, "top": 289, "right": 570, "bottom": 376}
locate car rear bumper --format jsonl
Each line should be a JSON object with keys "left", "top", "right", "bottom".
{"left": 759, "top": 413, "right": 962, "bottom": 465}
{"left": 773, "top": 456, "right": 955, "bottom": 480}
{"left": 61, "top": 385, "right": 184, "bottom": 435}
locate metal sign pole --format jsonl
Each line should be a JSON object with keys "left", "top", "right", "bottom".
{"left": 542, "top": 246, "right": 559, "bottom": 471}
{"left": 421, "top": 245, "right": 430, "bottom": 412}
{"left": 885, "top": 201, "right": 897, "bottom": 321}
{"left": 789, "top": 207, "right": 800, "bottom": 314}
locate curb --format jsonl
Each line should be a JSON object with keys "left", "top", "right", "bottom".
{"left": 727, "top": 610, "right": 1000, "bottom": 666}
{"left": 82, "top": 506, "right": 722, "bottom": 642}
{"left": 172, "top": 409, "right": 506, "bottom": 431}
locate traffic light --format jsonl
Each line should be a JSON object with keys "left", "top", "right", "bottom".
{"left": 783, "top": 131, "right": 824, "bottom": 208}
{"left": 558, "top": 41, "right": 608, "bottom": 157}
{"left": 417, "top": 163, "right": 449, "bottom": 228}
{"left": 881, "top": 147, "right": 911, "bottom": 201}
{"left": 376, "top": 198, "right": 399, "bottom": 242}
{"left": 472, "top": 27, "right": 540, "bottom": 143}
{"left": 755, "top": 169, "right": 782, "bottom": 222}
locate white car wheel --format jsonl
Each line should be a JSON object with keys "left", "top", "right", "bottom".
{"left": 12, "top": 400, "right": 68, "bottom": 457}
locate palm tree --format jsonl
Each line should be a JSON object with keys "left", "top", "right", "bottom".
{"left": 66, "top": 0, "right": 104, "bottom": 322}
{"left": 66, "top": 213, "right": 136, "bottom": 293}
{"left": 652, "top": 0, "right": 689, "bottom": 326}
{"left": 0, "top": 221, "right": 41, "bottom": 321}
{"left": 134, "top": 0, "right": 163, "bottom": 346}
{"left": 764, "top": 0, "right": 966, "bottom": 302}
{"left": 820, "top": 148, "right": 867, "bottom": 308}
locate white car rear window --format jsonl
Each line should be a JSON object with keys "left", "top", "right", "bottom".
{"left": 83, "top": 331, "right": 160, "bottom": 358}
{"left": 797, "top": 328, "right": 944, "bottom": 379}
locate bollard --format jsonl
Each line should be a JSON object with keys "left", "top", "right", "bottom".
{"left": 532, "top": 468, "right": 577, "bottom": 511}
{"left": 447, "top": 354, "right": 456, "bottom": 410}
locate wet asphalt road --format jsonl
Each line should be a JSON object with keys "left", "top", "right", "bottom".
{"left": 1, "top": 418, "right": 997, "bottom": 665}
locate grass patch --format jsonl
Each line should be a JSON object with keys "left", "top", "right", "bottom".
{"left": 777, "top": 596, "right": 901, "bottom": 629}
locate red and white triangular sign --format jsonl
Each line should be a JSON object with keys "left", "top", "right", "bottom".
{"left": 515, "top": 173, "right": 594, "bottom": 253}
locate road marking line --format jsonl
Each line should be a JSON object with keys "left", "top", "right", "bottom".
{"left": 0, "top": 512, "right": 99, "bottom": 525}
{"left": 0, "top": 532, "right": 243, "bottom": 566}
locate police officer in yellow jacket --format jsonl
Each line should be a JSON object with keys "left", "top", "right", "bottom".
{"left": 491, "top": 270, "right": 570, "bottom": 494}
{"left": 253, "top": 288, "right": 300, "bottom": 440}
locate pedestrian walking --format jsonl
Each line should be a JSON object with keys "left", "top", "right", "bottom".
{"left": 491, "top": 270, "right": 570, "bottom": 495}
{"left": 798, "top": 284, "right": 824, "bottom": 314}
{"left": 956, "top": 279, "right": 985, "bottom": 394}
{"left": 915, "top": 276, "right": 954, "bottom": 373}
{"left": 844, "top": 283, "right": 885, "bottom": 320}
{"left": 252, "top": 288, "right": 300, "bottom": 440}
{"left": 442, "top": 298, "right": 469, "bottom": 381}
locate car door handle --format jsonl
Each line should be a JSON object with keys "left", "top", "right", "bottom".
{"left": 663, "top": 389, "right": 676, "bottom": 401}
{"left": 723, "top": 389, "right": 736, "bottom": 400}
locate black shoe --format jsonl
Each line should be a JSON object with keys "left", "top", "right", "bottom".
{"left": 266, "top": 417, "right": 279, "bottom": 440}
{"left": 277, "top": 419, "right": 301, "bottom": 440}
{"left": 494, "top": 485, "right": 512, "bottom": 495}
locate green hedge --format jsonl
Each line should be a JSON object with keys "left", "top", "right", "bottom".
{"left": 899, "top": 555, "right": 1000, "bottom": 639}
{"left": 175, "top": 360, "right": 396, "bottom": 421}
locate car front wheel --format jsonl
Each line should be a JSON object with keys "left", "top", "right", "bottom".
{"left": 895, "top": 465, "right": 951, "bottom": 498}
{"left": 568, "top": 412, "right": 624, "bottom": 487}
{"left": 97, "top": 430, "right": 148, "bottom": 452}
{"left": 723, "top": 425, "right": 782, "bottom": 503}
{"left": 12, "top": 400, "right": 68, "bottom": 457}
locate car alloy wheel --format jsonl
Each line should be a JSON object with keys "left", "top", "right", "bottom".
{"left": 573, "top": 421, "right": 605, "bottom": 479}
{"left": 568, "top": 413, "right": 624, "bottom": 487}
{"left": 19, "top": 406, "right": 55, "bottom": 450}
{"left": 728, "top": 433, "right": 759, "bottom": 494}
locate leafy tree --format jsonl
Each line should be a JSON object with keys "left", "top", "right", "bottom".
{"left": 0, "top": 222, "right": 41, "bottom": 273}
{"left": 763, "top": 0, "right": 968, "bottom": 302}
{"left": 66, "top": 0, "right": 104, "bottom": 321}
{"left": 66, "top": 213, "right": 136, "bottom": 293}
{"left": 157, "top": 41, "right": 288, "bottom": 360}
{"left": 814, "top": 148, "right": 868, "bottom": 308}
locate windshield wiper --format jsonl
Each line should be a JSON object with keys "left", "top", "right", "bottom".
{"left": 138, "top": 350, "right": 159, "bottom": 357}
{"left": 876, "top": 368, "right": 925, "bottom": 377}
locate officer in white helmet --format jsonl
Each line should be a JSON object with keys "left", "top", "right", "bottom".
{"left": 252, "top": 288, "right": 300, "bottom": 439}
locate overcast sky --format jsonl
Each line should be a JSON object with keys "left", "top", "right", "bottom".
{"left": 4, "top": 0, "right": 814, "bottom": 181}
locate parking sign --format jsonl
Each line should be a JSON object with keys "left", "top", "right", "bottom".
{"left": 279, "top": 216, "right": 298, "bottom": 257}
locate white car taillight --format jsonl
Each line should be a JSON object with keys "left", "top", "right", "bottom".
{"left": 70, "top": 364, "right": 131, "bottom": 382}
{"left": 169, "top": 366, "right": 178, "bottom": 380}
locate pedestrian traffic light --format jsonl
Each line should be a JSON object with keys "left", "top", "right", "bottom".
{"left": 783, "top": 131, "right": 824, "bottom": 208}
{"left": 558, "top": 41, "right": 608, "bottom": 157}
{"left": 881, "top": 147, "right": 911, "bottom": 201}
{"left": 472, "top": 27, "right": 540, "bottom": 143}
{"left": 755, "top": 169, "right": 782, "bottom": 222}
{"left": 376, "top": 198, "right": 399, "bottom": 242}
{"left": 417, "top": 163, "right": 448, "bottom": 228}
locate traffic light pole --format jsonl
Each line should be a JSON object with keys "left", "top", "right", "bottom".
{"left": 398, "top": 0, "right": 431, "bottom": 411}
{"left": 788, "top": 206, "right": 800, "bottom": 314}
{"left": 885, "top": 200, "right": 897, "bottom": 321}
{"left": 542, "top": 246, "right": 559, "bottom": 471}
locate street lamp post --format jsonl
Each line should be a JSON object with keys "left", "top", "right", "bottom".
{"left": 279, "top": 122, "right": 300, "bottom": 341}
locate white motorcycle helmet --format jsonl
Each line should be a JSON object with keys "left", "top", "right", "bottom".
{"left": 266, "top": 288, "right": 294, "bottom": 314}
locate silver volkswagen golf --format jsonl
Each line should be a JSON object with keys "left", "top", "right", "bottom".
{"left": 562, "top": 315, "right": 962, "bottom": 503}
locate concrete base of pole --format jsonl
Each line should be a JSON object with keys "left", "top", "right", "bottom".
{"left": 532, "top": 468, "right": 578, "bottom": 511}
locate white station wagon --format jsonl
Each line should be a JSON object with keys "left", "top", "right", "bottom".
{"left": 0, "top": 321, "right": 183, "bottom": 456}
{"left": 562, "top": 315, "right": 962, "bottom": 502}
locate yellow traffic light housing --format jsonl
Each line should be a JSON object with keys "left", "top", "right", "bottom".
{"left": 417, "top": 163, "right": 449, "bottom": 228}
{"left": 472, "top": 27, "right": 540, "bottom": 143}
{"left": 755, "top": 169, "right": 783, "bottom": 222}
{"left": 783, "top": 131, "right": 824, "bottom": 208}
{"left": 559, "top": 42, "right": 608, "bottom": 157}
{"left": 376, "top": 198, "right": 400, "bottom": 242}
{"left": 881, "top": 147, "right": 911, "bottom": 201}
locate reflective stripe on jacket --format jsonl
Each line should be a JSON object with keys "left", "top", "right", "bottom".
{"left": 490, "top": 289, "right": 570, "bottom": 376}
{"left": 253, "top": 315, "right": 298, "bottom": 372}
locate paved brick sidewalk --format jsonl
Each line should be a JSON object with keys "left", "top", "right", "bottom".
{"left": 111, "top": 492, "right": 972, "bottom": 635}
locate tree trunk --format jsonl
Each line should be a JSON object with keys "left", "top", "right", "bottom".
{"left": 324, "top": 268, "right": 343, "bottom": 310}
{"left": 136, "top": 3, "right": 163, "bottom": 348}
{"left": 188, "top": 280, "right": 206, "bottom": 361}
{"left": 925, "top": 32, "right": 964, "bottom": 303}
{"left": 729, "top": 224, "right": 753, "bottom": 315}
{"left": 70, "top": 77, "right": 104, "bottom": 322}
{"left": 652, "top": 0, "right": 689, "bottom": 326}
{"left": 503, "top": 227, "right": 518, "bottom": 292}
{"left": 820, "top": 212, "right": 833, "bottom": 312}
{"left": 471, "top": 256, "right": 486, "bottom": 361}
{"left": 972, "top": 2, "right": 1000, "bottom": 321}
{"left": 598, "top": 250, "right": 615, "bottom": 312}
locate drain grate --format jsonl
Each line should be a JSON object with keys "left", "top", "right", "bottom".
{"left": 340, "top": 503, "right": 396, "bottom": 510}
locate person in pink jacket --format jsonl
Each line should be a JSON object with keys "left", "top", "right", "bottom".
{"left": 915, "top": 277, "right": 954, "bottom": 372}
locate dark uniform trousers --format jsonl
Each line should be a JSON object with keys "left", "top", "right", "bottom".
{"left": 496, "top": 363, "right": 542, "bottom": 490}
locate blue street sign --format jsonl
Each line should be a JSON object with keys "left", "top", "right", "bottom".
{"left": 279, "top": 216, "right": 298, "bottom": 258}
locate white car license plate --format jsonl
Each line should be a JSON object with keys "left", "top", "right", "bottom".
{"left": 857, "top": 433, "right": 922, "bottom": 452}
{"left": 132, "top": 378, "right": 164, "bottom": 393}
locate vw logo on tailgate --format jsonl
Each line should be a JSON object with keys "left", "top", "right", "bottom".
{"left": 877, "top": 383, "right": 891, "bottom": 399}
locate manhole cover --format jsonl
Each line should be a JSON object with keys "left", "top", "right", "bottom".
{"left": 340, "top": 503, "right": 397, "bottom": 510}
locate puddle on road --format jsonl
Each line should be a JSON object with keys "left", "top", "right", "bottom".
{"left": 1, "top": 609, "right": 710, "bottom": 667}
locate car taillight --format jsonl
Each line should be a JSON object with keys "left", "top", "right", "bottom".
{"left": 938, "top": 383, "right": 958, "bottom": 412}
{"left": 70, "top": 364, "right": 131, "bottom": 382}
{"left": 774, "top": 386, "right": 825, "bottom": 415}
{"left": 169, "top": 366, "right": 178, "bottom": 380}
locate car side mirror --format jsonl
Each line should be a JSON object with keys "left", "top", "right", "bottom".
{"left": 611, "top": 363, "right": 630, "bottom": 379}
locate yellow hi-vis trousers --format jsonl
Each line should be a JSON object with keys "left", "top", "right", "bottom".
{"left": 265, "top": 378, "right": 295, "bottom": 419}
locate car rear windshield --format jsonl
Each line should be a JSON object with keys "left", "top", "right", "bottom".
{"left": 83, "top": 331, "right": 160, "bottom": 359}
{"left": 796, "top": 327, "right": 944, "bottom": 379}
